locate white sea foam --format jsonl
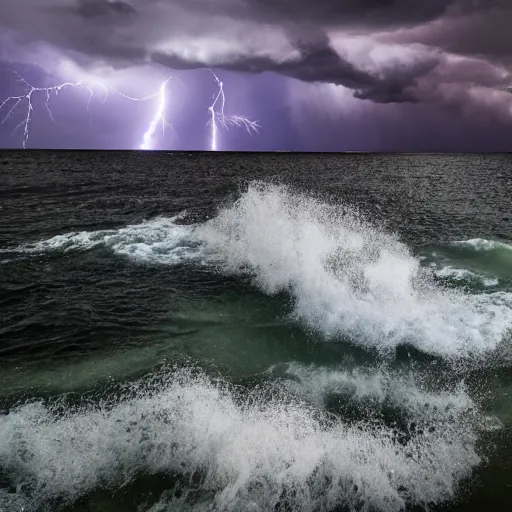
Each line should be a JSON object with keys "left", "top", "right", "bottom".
{"left": 433, "top": 266, "right": 500, "bottom": 287}
{"left": 451, "top": 239, "right": 512, "bottom": 252}
{"left": 483, "top": 277, "right": 500, "bottom": 287}
{"left": 434, "top": 266, "right": 478, "bottom": 281}
{"left": 279, "top": 363, "right": 476, "bottom": 415}
{"left": 15, "top": 216, "right": 201, "bottom": 265}
{"left": 198, "top": 183, "right": 512, "bottom": 358}
{"left": 0, "top": 367, "right": 493, "bottom": 512}
{"left": 12, "top": 182, "right": 512, "bottom": 358}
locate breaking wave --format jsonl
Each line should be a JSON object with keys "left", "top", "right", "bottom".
{"left": 197, "top": 183, "right": 512, "bottom": 358}
{"left": 10, "top": 182, "right": 512, "bottom": 359}
{"left": 2, "top": 182, "right": 511, "bottom": 511}
{"left": 451, "top": 239, "right": 512, "bottom": 252}
{"left": 7, "top": 216, "right": 202, "bottom": 265}
{"left": 0, "top": 366, "right": 497, "bottom": 512}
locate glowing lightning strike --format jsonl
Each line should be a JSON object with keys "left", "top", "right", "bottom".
{"left": 207, "top": 69, "right": 259, "bottom": 151}
{"left": 0, "top": 70, "right": 174, "bottom": 149}
{"left": 0, "top": 71, "right": 95, "bottom": 148}
{"left": 140, "top": 78, "right": 172, "bottom": 150}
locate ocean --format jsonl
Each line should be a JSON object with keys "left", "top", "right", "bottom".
{"left": 0, "top": 151, "right": 511, "bottom": 512}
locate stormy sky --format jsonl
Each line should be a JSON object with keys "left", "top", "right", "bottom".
{"left": 0, "top": 0, "right": 511, "bottom": 151}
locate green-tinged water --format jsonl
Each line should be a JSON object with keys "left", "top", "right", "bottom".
{"left": 0, "top": 152, "right": 511, "bottom": 512}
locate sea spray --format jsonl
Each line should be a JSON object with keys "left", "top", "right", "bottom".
{"left": 198, "top": 182, "right": 512, "bottom": 358}
{"left": 0, "top": 365, "right": 493, "bottom": 512}
{"left": 1, "top": 182, "right": 510, "bottom": 511}
{"left": 9, "top": 182, "right": 512, "bottom": 360}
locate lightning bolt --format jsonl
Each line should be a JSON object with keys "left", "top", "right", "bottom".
{"left": 207, "top": 69, "right": 259, "bottom": 151}
{"left": 0, "top": 66, "right": 260, "bottom": 151}
{"left": 0, "top": 69, "right": 173, "bottom": 149}
{"left": 139, "top": 78, "right": 173, "bottom": 150}
{"left": 0, "top": 71, "right": 94, "bottom": 148}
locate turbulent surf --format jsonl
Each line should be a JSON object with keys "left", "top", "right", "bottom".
{"left": 1, "top": 153, "right": 511, "bottom": 512}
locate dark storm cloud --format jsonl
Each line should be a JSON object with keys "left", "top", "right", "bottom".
{"left": 76, "top": 0, "right": 138, "bottom": 19}
{"left": 152, "top": 41, "right": 440, "bottom": 104}
{"left": 178, "top": 0, "right": 455, "bottom": 27}
{"left": 0, "top": 0, "right": 511, "bottom": 113}
{"left": 381, "top": 3, "right": 512, "bottom": 63}
{"left": 258, "top": 0, "right": 509, "bottom": 26}
{"left": 0, "top": 60, "right": 53, "bottom": 88}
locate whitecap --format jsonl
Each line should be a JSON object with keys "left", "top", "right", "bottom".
{"left": 451, "top": 239, "right": 512, "bottom": 252}
{"left": 198, "top": 182, "right": 512, "bottom": 358}
{"left": 12, "top": 183, "right": 512, "bottom": 359}
{"left": 0, "top": 367, "right": 494, "bottom": 512}
{"left": 12, "top": 216, "right": 202, "bottom": 265}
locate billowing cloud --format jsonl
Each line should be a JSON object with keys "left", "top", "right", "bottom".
{"left": 179, "top": 0, "right": 456, "bottom": 28}
{"left": 0, "top": 0, "right": 511, "bottom": 126}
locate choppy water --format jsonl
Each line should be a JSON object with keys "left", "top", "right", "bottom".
{"left": 0, "top": 151, "right": 511, "bottom": 512}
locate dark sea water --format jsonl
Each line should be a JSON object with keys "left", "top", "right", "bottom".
{"left": 0, "top": 151, "right": 511, "bottom": 512}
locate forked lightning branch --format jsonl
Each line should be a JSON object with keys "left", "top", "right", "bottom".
{"left": 0, "top": 67, "right": 260, "bottom": 150}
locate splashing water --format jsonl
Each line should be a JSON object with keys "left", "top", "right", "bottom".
{"left": 197, "top": 182, "right": 512, "bottom": 359}
{"left": 9, "top": 182, "right": 512, "bottom": 360}
{"left": 0, "top": 366, "right": 496, "bottom": 512}
{"left": 2, "top": 181, "right": 511, "bottom": 511}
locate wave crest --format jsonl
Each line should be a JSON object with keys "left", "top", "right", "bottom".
{"left": 8, "top": 182, "right": 512, "bottom": 359}
{"left": 198, "top": 183, "right": 512, "bottom": 358}
{"left": 0, "top": 366, "right": 492, "bottom": 512}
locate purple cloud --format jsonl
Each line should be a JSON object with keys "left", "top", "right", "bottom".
{"left": 0, "top": 0, "right": 511, "bottom": 149}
